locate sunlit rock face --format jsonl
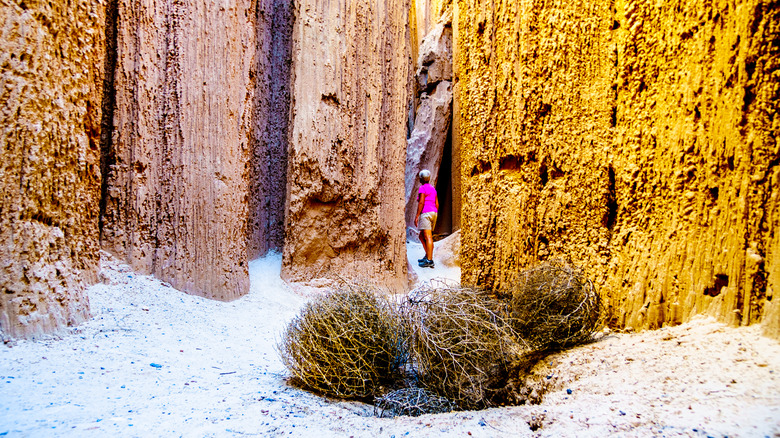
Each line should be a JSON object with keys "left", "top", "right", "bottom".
{"left": 282, "top": 0, "right": 411, "bottom": 293}
{"left": 100, "top": 0, "right": 255, "bottom": 300}
{"left": 0, "top": 0, "right": 105, "bottom": 338}
{"left": 456, "top": 0, "right": 779, "bottom": 337}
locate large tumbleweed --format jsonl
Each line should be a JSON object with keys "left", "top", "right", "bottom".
{"left": 508, "top": 259, "right": 602, "bottom": 349}
{"left": 278, "top": 259, "right": 603, "bottom": 414}
{"left": 403, "top": 283, "right": 526, "bottom": 410}
{"left": 278, "top": 283, "right": 407, "bottom": 399}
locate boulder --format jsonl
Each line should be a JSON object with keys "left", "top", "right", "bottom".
{"left": 435, "top": 230, "right": 461, "bottom": 268}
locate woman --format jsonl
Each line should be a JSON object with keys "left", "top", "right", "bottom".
{"left": 414, "top": 169, "right": 438, "bottom": 268}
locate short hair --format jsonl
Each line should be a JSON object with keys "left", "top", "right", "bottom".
{"left": 419, "top": 169, "right": 431, "bottom": 183}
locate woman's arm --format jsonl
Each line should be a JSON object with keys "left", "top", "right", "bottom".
{"left": 415, "top": 192, "right": 425, "bottom": 227}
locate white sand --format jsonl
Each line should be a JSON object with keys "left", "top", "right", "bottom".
{"left": 406, "top": 240, "right": 460, "bottom": 284}
{"left": 1, "top": 251, "right": 778, "bottom": 437}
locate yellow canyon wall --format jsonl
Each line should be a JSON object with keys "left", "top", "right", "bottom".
{"left": 0, "top": 0, "right": 105, "bottom": 337}
{"left": 457, "top": 0, "right": 779, "bottom": 337}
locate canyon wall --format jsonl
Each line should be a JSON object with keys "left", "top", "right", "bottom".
{"left": 412, "top": 0, "right": 451, "bottom": 47}
{"left": 404, "top": 10, "right": 453, "bottom": 240}
{"left": 0, "top": 0, "right": 105, "bottom": 338}
{"left": 248, "top": 0, "right": 294, "bottom": 259}
{"left": 100, "top": 0, "right": 255, "bottom": 300}
{"left": 282, "top": 0, "right": 411, "bottom": 292}
{"left": 457, "top": 0, "right": 779, "bottom": 337}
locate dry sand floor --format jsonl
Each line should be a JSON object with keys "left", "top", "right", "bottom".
{"left": 0, "top": 251, "right": 778, "bottom": 437}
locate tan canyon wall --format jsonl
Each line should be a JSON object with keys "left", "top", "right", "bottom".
{"left": 457, "top": 0, "right": 779, "bottom": 338}
{"left": 410, "top": 0, "right": 452, "bottom": 64}
{"left": 100, "top": 0, "right": 255, "bottom": 300}
{"left": 282, "top": 0, "right": 411, "bottom": 292}
{"left": 0, "top": 0, "right": 105, "bottom": 338}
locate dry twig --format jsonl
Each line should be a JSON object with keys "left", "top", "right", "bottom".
{"left": 374, "top": 387, "right": 457, "bottom": 417}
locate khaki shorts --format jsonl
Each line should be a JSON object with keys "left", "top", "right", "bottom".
{"left": 419, "top": 212, "right": 438, "bottom": 231}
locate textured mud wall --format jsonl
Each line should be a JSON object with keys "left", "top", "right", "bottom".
{"left": 283, "top": 0, "right": 411, "bottom": 292}
{"left": 0, "top": 0, "right": 105, "bottom": 337}
{"left": 413, "top": 0, "right": 451, "bottom": 46}
{"left": 457, "top": 0, "right": 779, "bottom": 336}
{"left": 606, "top": 0, "right": 779, "bottom": 336}
{"left": 101, "top": 0, "right": 255, "bottom": 300}
{"left": 248, "top": 0, "right": 294, "bottom": 259}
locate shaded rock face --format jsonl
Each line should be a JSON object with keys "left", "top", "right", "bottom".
{"left": 411, "top": 0, "right": 452, "bottom": 50}
{"left": 415, "top": 9, "right": 453, "bottom": 92}
{"left": 405, "top": 11, "right": 453, "bottom": 241}
{"left": 0, "top": 0, "right": 105, "bottom": 338}
{"left": 456, "top": 0, "right": 779, "bottom": 337}
{"left": 248, "top": 0, "right": 294, "bottom": 259}
{"left": 282, "top": 0, "right": 411, "bottom": 293}
{"left": 405, "top": 81, "right": 452, "bottom": 240}
{"left": 100, "top": 0, "right": 255, "bottom": 300}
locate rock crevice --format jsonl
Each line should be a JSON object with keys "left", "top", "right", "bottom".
{"left": 405, "top": 10, "right": 453, "bottom": 241}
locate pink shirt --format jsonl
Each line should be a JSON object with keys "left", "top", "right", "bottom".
{"left": 418, "top": 183, "right": 438, "bottom": 214}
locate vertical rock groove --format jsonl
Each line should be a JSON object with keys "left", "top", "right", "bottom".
{"left": 98, "top": 0, "right": 119, "bottom": 237}
{"left": 249, "top": 0, "right": 295, "bottom": 258}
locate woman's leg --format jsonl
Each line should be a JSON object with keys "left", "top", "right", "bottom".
{"left": 422, "top": 229, "right": 433, "bottom": 260}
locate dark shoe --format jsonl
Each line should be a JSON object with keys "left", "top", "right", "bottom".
{"left": 418, "top": 256, "right": 428, "bottom": 263}
{"left": 420, "top": 258, "right": 435, "bottom": 268}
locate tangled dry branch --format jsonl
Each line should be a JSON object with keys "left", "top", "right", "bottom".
{"left": 508, "top": 259, "right": 602, "bottom": 349}
{"left": 374, "top": 387, "right": 457, "bottom": 417}
{"left": 403, "top": 284, "right": 526, "bottom": 410}
{"left": 279, "top": 260, "right": 603, "bottom": 415}
{"left": 278, "top": 283, "right": 407, "bottom": 399}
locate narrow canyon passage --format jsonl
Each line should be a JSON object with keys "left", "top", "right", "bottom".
{"left": 1, "top": 0, "right": 777, "bottom": 339}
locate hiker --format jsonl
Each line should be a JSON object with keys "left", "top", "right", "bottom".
{"left": 414, "top": 169, "right": 438, "bottom": 268}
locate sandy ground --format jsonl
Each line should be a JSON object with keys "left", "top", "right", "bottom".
{"left": 1, "top": 250, "right": 778, "bottom": 437}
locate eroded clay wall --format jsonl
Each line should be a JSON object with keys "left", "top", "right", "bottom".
{"left": 0, "top": 0, "right": 105, "bottom": 337}
{"left": 457, "top": 0, "right": 779, "bottom": 337}
{"left": 248, "top": 0, "right": 294, "bottom": 259}
{"left": 413, "top": 0, "right": 451, "bottom": 45}
{"left": 282, "top": 0, "right": 411, "bottom": 292}
{"left": 101, "top": 0, "right": 255, "bottom": 300}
